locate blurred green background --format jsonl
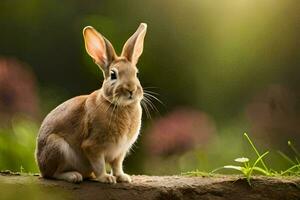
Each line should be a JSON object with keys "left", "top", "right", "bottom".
{"left": 0, "top": 0, "right": 299, "bottom": 175}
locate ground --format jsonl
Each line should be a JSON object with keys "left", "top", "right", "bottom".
{"left": 0, "top": 171, "right": 299, "bottom": 200}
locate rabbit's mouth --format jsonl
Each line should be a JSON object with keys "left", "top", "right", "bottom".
{"left": 116, "top": 94, "right": 142, "bottom": 106}
{"left": 111, "top": 86, "right": 143, "bottom": 106}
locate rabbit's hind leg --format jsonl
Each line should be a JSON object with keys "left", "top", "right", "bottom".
{"left": 39, "top": 134, "right": 84, "bottom": 183}
{"left": 53, "top": 171, "right": 83, "bottom": 183}
{"left": 50, "top": 134, "right": 84, "bottom": 183}
{"left": 37, "top": 134, "right": 64, "bottom": 178}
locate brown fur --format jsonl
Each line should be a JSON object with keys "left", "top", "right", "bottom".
{"left": 36, "top": 23, "right": 147, "bottom": 183}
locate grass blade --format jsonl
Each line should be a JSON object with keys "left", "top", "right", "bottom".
{"left": 247, "top": 151, "right": 269, "bottom": 184}
{"left": 244, "top": 133, "right": 269, "bottom": 172}
{"left": 278, "top": 150, "right": 296, "bottom": 165}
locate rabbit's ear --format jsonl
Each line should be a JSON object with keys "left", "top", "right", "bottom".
{"left": 121, "top": 23, "right": 147, "bottom": 65}
{"left": 83, "top": 26, "right": 116, "bottom": 70}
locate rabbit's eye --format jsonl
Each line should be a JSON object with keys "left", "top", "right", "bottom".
{"left": 110, "top": 70, "right": 117, "bottom": 80}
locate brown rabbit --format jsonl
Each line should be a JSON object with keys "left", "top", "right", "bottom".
{"left": 35, "top": 23, "right": 147, "bottom": 183}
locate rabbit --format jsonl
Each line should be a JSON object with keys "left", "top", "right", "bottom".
{"left": 35, "top": 23, "right": 147, "bottom": 184}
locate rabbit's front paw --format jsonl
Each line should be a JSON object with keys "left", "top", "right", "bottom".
{"left": 116, "top": 173, "right": 132, "bottom": 183}
{"left": 95, "top": 174, "right": 116, "bottom": 184}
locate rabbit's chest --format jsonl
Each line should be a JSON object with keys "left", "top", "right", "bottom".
{"left": 103, "top": 104, "right": 142, "bottom": 139}
{"left": 104, "top": 113, "right": 141, "bottom": 161}
{"left": 104, "top": 128, "right": 140, "bottom": 162}
{"left": 93, "top": 104, "right": 142, "bottom": 161}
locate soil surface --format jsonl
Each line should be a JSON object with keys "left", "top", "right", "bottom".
{"left": 0, "top": 172, "right": 300, "bottom": 200}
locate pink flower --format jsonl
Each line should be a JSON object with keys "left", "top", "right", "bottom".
{"left": 145, "top": 108, "right": 216, "bottom": 156}
{"left": 0, "top": 57, "right": 39, "bottom": 121}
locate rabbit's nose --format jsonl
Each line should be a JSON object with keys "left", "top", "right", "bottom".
{"left": 127, "top": 88, "right": 136, "bottom": 98}
{"left": 128, "top": 90, "right": 133, "bottom": 98}
{"left": 125, "top": 85, "right": 137, "bottom": 98}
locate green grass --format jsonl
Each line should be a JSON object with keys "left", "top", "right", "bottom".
{"left": 0, "top": 119, "right": 39, "bottom": 173}
{"left": 184, "top": 133, "right": 300, "bottom": 185}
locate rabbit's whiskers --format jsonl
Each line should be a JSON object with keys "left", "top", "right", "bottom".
{"left": 101, "top": 100, "right": 113, "bottom": 115}
{"left": 141, "top": 89, "right": 162, "bottom": 119}
{"left": 141, "top": 100, "right": 151, "bottom": 119}
{"left": 108, "top": 97, "right": 120, "bottom": 128}
{"left": 143, "top": 91, "right": 163, "bottom": 105}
